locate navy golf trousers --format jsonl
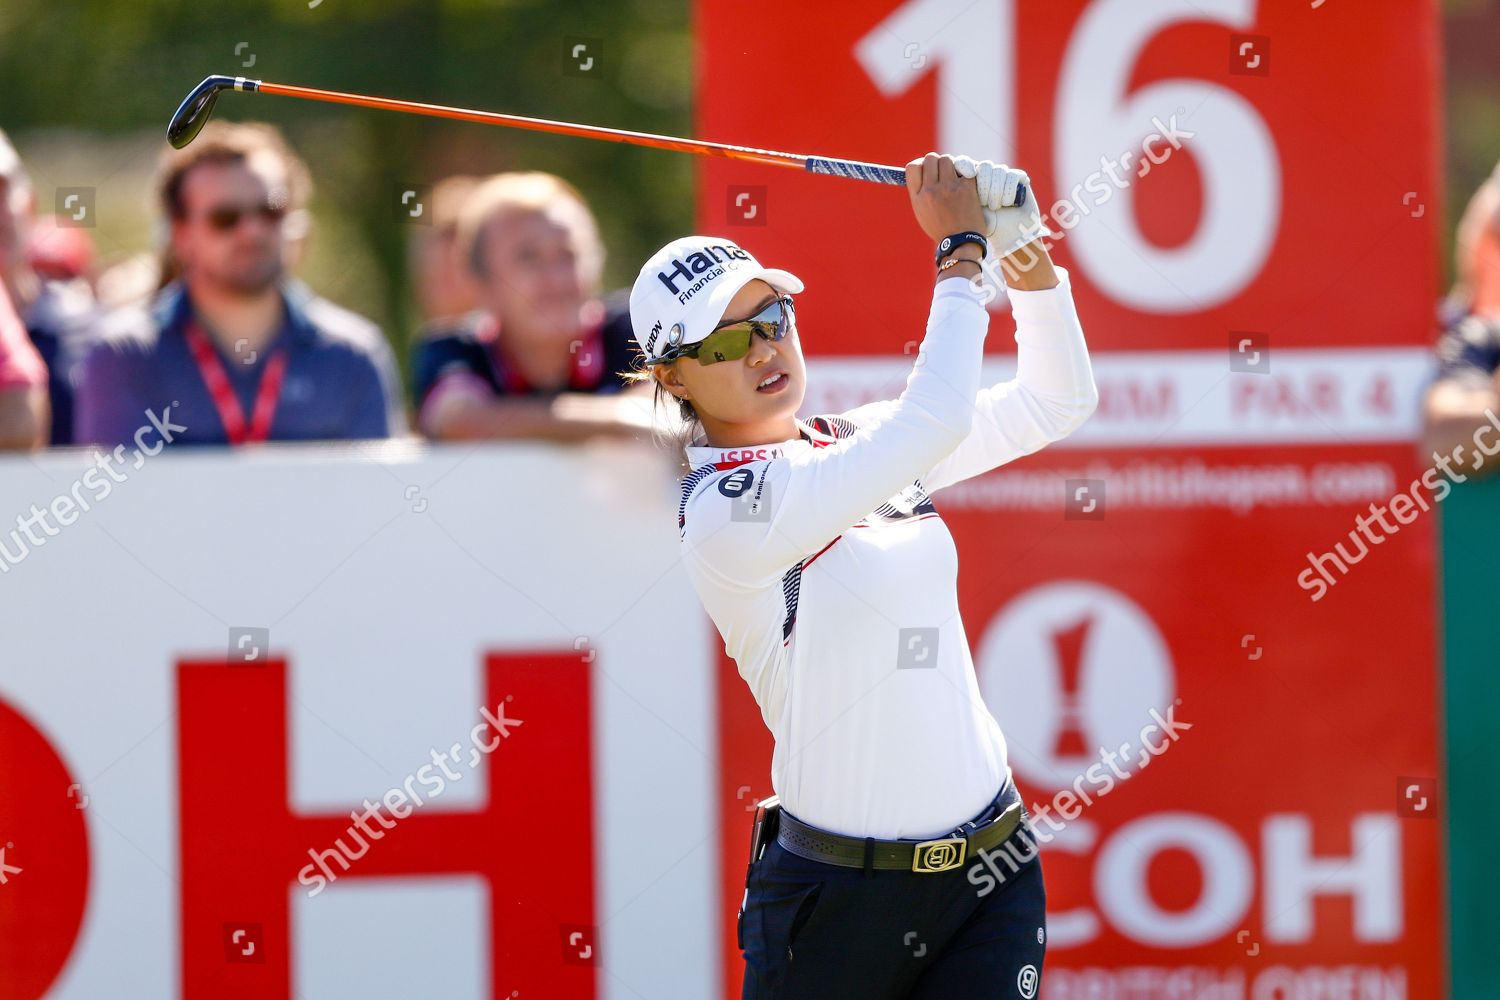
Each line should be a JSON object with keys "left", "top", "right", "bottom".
{"left": 738, "top": 795, "right": 1047, "bottom": 999}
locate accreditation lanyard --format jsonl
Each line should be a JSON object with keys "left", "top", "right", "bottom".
{"left": 480, "top": 314, "right": 605, "bottom": 395}
{"left": 183, "top": 321, "right": 288, "bottom": 444}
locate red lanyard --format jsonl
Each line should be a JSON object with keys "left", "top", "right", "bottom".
{"left": 183, "top": 321, "right": 288, "bottom": 444}
{"left": 481, "top": 315, "right": 605, "bottom": 394}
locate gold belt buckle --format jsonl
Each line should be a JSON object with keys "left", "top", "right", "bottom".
{"left": 911, "top": 836, "right": 967, "bottom": 873}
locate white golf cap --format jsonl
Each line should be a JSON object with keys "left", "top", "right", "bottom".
{"left": 629, "top": 235, "right": 803, "bottom": 365}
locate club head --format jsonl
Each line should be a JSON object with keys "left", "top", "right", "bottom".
{"left": 167, "top": 75, "right": 255, "bottom": 148}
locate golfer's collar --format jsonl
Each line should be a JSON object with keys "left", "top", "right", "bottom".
{"left": 684, "top": 417, "right": 837, "bottom": 469}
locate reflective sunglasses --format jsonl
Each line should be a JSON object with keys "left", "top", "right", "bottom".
{"left": 203, "top": 202, "right": 287, "bottom": 232}
{"left": 667, "top": 294, "right": 795, "bottom": 365}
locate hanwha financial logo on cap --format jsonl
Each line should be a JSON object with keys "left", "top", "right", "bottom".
{"left": 628, "top": 235, "right": 804, "bottom": 365}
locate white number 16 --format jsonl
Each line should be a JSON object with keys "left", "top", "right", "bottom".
{"left": 856, "top": 0, "right": 1281, "bottom": 313}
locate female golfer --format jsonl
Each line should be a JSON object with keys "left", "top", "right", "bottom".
{"left": 626, "top": 153, "right": 1096, "bottom": 999}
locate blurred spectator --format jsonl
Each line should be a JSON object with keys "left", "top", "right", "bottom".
{"left": 1, "top": 127, "right": 98, "bottom": 445}
{"left": 411, "top": 174, "right": 483, "bottom": 324}
{"left": 26, "top": 215, "right": 96, "bottom": 285}
{"left": 95, "top": 251, "right": 165, "bottom": 310}
{"left": 1450, "top": 157, "right": 1500, "bottom": 321}
{"left": 0, "top": 277, "right": 48, "bottom": 450}
{"left": 412, "top": 171, "right": 651, "bottom": 442}
{"left": 76, "top": 122, "right": 407, "bottom": 447}
{"left": 1423, "top": 157, "right": 1500, "bottom": 477}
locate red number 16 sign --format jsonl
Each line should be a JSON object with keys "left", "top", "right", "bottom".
{"left": 696, "top": 0, "right": 1437, "bottom": 356}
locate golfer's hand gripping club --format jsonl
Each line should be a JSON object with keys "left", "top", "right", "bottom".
{"left": 952, "top": 156, "right": 1050, "bottom": 258}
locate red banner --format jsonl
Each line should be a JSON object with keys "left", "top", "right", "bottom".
{"left": 694, "top": 0, "right": 1438, "bottom": 354}
{"left": 946, "top": 444, "right": 1440, "bottom": 996}
{"left": 698, "top": 2, "right": 1442, "bottom": 996}
{"left": 177, "top": 652, "right": 596, "bottom": 999}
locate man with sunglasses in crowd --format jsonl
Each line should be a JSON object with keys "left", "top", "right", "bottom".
{"left": 76, "top": 122, "right": 406, "bottom": 447}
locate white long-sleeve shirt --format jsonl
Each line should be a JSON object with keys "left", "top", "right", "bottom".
{"left": 678, "top": 268, "right": 1097, "bottom": 840}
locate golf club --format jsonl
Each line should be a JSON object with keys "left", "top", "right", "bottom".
{"left": 166, "top": 75, "right": 1026, "bottom": 203}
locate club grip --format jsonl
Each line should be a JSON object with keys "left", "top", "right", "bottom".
{"left": 804, "top": 157, "right": 907, "bottom": 186}
{"left": 804, "top": 156, "right": 1028, "bottom": 206}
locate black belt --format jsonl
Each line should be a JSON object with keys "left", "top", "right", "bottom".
{"left": 775, "top": 779, "right": 1024, "bottom": 874}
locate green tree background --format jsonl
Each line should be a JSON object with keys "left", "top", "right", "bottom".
{"left": 1, "top": 0, "right": 1495, "bottom": 389}
{"left": 0, "top": 0, "right": 694, "bottom": 388}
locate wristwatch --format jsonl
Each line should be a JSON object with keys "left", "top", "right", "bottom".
{"left": 935, "top": 231, "right": 989, "bottom": 267}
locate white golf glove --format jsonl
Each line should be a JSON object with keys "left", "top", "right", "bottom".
{"left": 952, "top": 156, "right": 1052, "bottom": 258}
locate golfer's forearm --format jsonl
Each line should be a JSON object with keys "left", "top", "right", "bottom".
{"left": 1000, "top": 241, "right": 1058, "bottom": 291}
{"left": 935, "top": 248, "right": 983, "bottom": 287}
